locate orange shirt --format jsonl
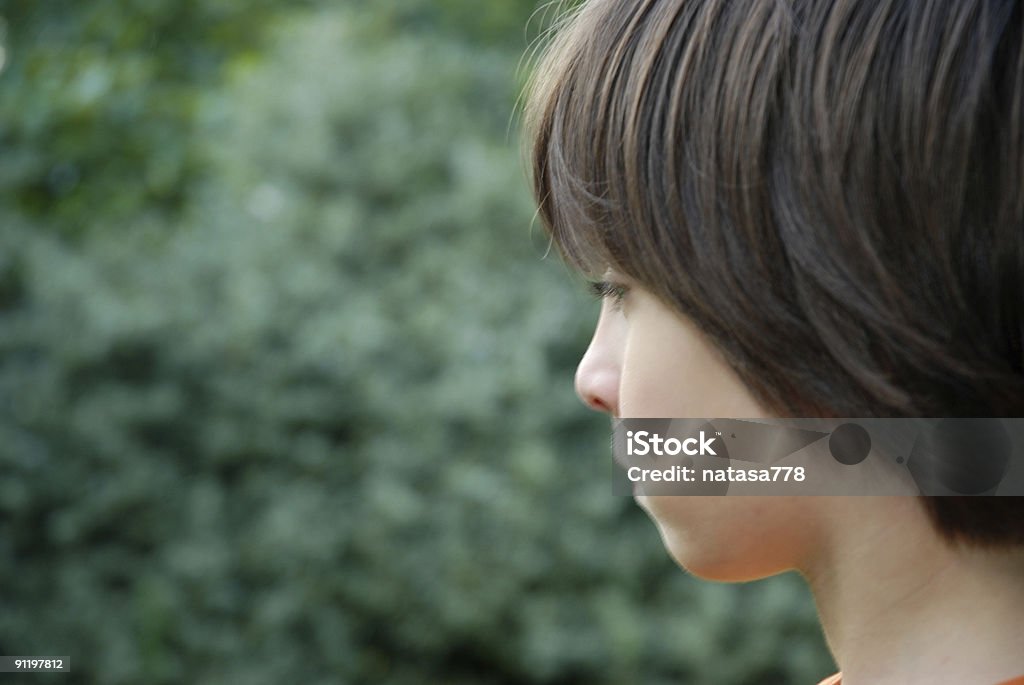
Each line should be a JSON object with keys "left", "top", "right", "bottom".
{"left": 818, "top": 674, "right": 1024, "bottom": 685}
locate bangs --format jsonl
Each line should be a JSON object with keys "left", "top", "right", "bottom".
{"left": 525, "top": 0, "right": 669, "bottom": 279}
{"left": 524, "top": 0, "right": 792, "bottom": 290}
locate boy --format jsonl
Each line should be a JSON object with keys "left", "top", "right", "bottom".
{"left": 525, "top": 1, "right": 1024, "bottom": 683}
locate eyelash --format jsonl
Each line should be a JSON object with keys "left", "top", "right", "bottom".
{"left": 589, "top": 280, "right": 629, "bottom": 306}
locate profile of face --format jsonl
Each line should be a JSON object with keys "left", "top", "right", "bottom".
{"left": 576, "top": 274, "right": 827, "bottom": 581}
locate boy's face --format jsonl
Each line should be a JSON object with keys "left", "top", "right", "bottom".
{"left": 576, "top": 274, "right": 825, "bottom": 580}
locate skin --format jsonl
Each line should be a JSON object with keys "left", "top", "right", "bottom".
{"left": 575, "top": 273, "right": 1024, "bottom": 685}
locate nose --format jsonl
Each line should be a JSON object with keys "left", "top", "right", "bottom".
{"left": 574, "top": 309, "right": 623, "bottom": 416}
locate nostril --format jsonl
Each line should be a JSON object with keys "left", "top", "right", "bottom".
{"left": 586, "top": 394, "right": 613, "bottom": 414}
{"left": 575, "top": 365, "right": 618, "bottom": 415}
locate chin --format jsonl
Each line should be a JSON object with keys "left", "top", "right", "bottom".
{"left": 638, "top": 495, "right": 807, "bottom": 582}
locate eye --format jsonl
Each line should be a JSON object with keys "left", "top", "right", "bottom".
{"left": 589, "top": 280, "right": 629, "bottom": 309}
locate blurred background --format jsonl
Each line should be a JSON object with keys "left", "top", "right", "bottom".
{"left": 0, "top": 1, "right": 833, "bottom": 683}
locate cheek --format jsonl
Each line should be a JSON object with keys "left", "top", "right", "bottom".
{"left": 638, "top": 496, "right": 818, "bottom": 581}
{"left": 618, "top": 358, "right": 690, "bottom": 417}
{"left": 618, "top": 318, "right": 767, "bottom": 419}
{"left": 617, "top": 320, "right": 706, "bottom": 417}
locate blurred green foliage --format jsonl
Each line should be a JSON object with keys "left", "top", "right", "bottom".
{"left": 0, "top": 2, "right": 834, "bottom": 683}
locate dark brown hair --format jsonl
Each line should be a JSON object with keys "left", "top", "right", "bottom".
{"left": 525, "top": 0, "right": 1024, "bottom": 545}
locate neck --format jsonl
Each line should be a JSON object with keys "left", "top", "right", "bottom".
{"left": 802, "top": 498, "right": 1024, "bottom": 685}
